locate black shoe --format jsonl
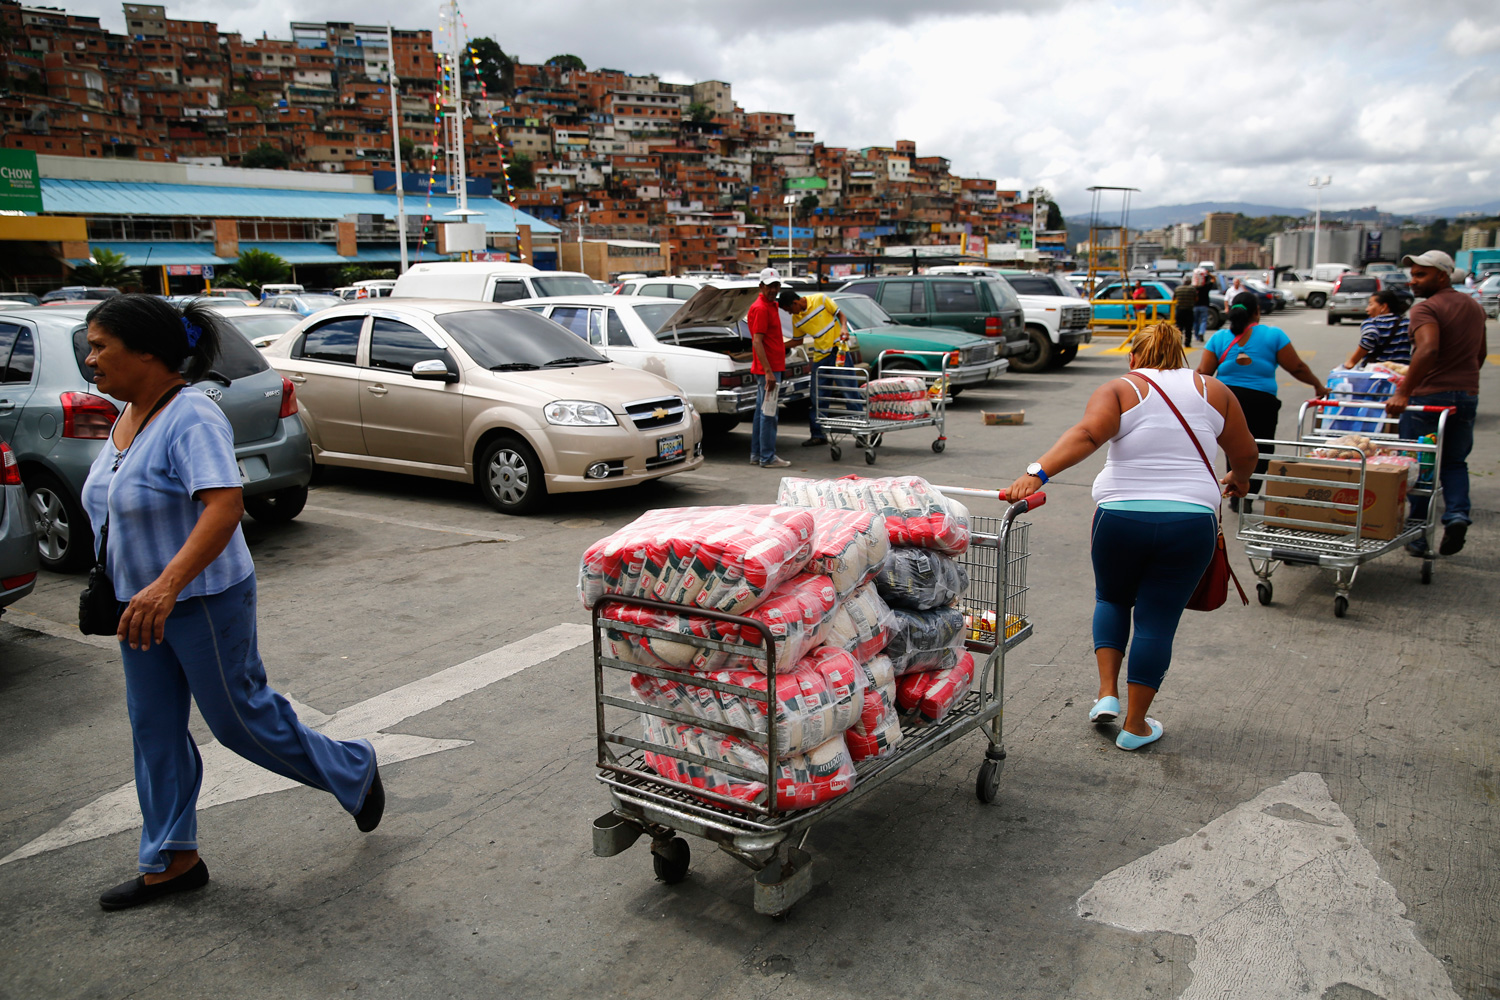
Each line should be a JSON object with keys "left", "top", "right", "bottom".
{"left": 1229, "top": 496, "right": 1240, "bottom": 513}
{"left": 801, "top": 437, "right": 828, "bottom": 447}
{"left": 99, "top": 859, "right": 209, "bottom": 911}
{"left": 1406, "top": 540, "right": 1427, "bottom": 558}
{"left": 1439, "top": 522, "right": 1468, "bottom": 556}
{"left": 355, "top": 767, "right": 384, "bottom": 832}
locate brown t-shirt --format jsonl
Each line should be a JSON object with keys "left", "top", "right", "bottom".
{"left": 1408, "top": 287, "right": 1488, "bottom": 394}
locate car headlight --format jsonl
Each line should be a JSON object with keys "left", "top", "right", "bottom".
{"left": 544, "top": 400, "right": 618, "bottom": 426}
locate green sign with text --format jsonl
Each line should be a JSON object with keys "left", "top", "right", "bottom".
{"left": 0, "top": 150, "right": 43, "bottom": 212}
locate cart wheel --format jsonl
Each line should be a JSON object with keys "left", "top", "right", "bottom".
{"left": 976, "top": 759, "right": 1003, "bottom": 804}
{"left": 1421, "top": 560, "right": 1433, "bottom": 584}
{"left": 652, "top": 837, "right": 691, "bottom": 884}
{"left": 864, "top": 448, "right": 877, "bottom": 465}
{"left": 829, "top": 444, "right": 841, "bottom": 461}
{"left": 871, "top": 433, "right": 884, "bottom": 447}
{"left": 1256, "top": 582, "right": 1272, "bottom": 606}
{"left": 931, "top": 438, "right": 946, "bottom": 454}
{"left": 1333, "top": 596, "right": 1349, "bottom": 618}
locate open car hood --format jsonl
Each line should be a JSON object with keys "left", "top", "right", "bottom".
{"left": 655, "top": 285, "right": 760, "bottom": 339}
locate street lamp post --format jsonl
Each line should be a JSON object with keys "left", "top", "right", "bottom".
{"left": 1309, "top": 175, "right": 1332, "bottom": 269}
{"left": 782, "top": 193, "right": 798, "bottom": 276}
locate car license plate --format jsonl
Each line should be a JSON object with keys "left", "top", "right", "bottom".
{"left": 657, "top": 435, "right": 684, "bottom": 461}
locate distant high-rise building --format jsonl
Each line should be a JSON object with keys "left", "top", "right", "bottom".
{"left": 1204, "top": 212, "right": 1235, "bottom": 246}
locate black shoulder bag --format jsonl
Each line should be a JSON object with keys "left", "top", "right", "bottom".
{"left": 79, "top": 385, "right": 185, "bottom": 636}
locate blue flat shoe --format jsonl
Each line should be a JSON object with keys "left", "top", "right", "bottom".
{"left": 1088, "top": 696, "right": 1121, "bottom": 724}
{"left": 1116, "top": 718, "right": 1163, "bottom": 751}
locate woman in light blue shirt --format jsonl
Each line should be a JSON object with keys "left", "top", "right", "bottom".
{"left": 80, "top": 295, "right": 383, "bottom": 911}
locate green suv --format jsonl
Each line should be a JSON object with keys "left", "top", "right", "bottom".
{"left": 835, "top": 274, "right": 1028, "bottom": 359}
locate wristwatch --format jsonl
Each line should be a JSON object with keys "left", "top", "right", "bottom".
{"left": 1025, "top": 462, "right": 1049, "bottom": 484}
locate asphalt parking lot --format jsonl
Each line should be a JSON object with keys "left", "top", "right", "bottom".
{"left": 2, "top": 307, "right": 1496, "bottom": 1000}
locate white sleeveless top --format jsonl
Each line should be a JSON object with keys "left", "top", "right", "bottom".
{"left": 1091, "top": 368, "right": 1226, "bottom": 511}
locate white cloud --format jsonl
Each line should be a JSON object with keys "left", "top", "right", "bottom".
{"left": 1446, "top": 17, "right": 1500, "bottom": 57}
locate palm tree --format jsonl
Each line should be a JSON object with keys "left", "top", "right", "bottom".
{"left": 71, "top": 247, "right": 138, "bottom": 288}
{"left": 229, "top": 249, "right": 290, "bottom": 295}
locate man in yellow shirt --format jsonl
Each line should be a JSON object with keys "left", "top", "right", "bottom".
{"left": 778, "top": 288, "right": 851, "bottom": 446}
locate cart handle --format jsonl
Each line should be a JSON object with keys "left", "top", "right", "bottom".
{"left": 1307, "top": 399, "right": 1456, "bottom": 413}
{"left": 933, "top": 485, "right": 1047, "bottom": 512}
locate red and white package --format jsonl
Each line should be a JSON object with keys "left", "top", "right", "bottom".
{"left": 579, "top": 505, "right": 815, "bottom": 613}
{"left": 640, "top": 716, "right": 857, "bottom": 810}
{"left": 629, "top": 647, "right": 865, "bottom": 759}
{"left": 845, "top": 687, "right": 903, "bottom": 761}
{"left": 866, "top": 376, "right": 928, "bottom": 402}
{"left": 803, "top": 508, "right": 890, "bottom": 598}
{"left": 896, "top": 651, "right": 976, "bottom": 724}
{"left": 822, "top": 583, "right": 896, "bottom": 662}
{"left": 778, "top": 476, "right": 970, "bottom": 555}
{"left": 868, "top": 397, "right": 934, "bottom": 421}
{"left": 860, "top": 653, "right": 896, "bottom": 701}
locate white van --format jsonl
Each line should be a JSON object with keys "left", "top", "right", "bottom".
{"left": 260, "top": 283, "right": 304, "bottom": 298}
{"left": 390, "top": 262, "right": 599, "bottom": 303}
{"left": 1309, "top": 263, "right": 1357, "bottom": 282}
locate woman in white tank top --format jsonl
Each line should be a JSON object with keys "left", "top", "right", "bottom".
{"left": 1006, "top": 324, "right": 1259, "bottom": 750}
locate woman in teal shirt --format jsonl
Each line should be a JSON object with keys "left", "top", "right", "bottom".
{"left": 1197, "top": 293, "right": 1326, "bottom": 505}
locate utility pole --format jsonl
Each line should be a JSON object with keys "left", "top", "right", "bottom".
{"left": 1309, "top": 175, "right": 1332, "bottom": 269}
{"left": 387, "top": 24, "right": 408, "bottom": 273}
{"left": 782, "top": 193, "right": 797, "bottom": 276}
{"left": 575, "top": 203, "right": 585, "bottom": 272}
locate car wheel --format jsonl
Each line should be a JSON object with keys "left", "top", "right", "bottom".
{"left": 1327, "top": 312, "right": 1339, "bottom": 326}
{"left": 1008, "top": 327, "right": 1055, "bottom": 374}
{"left": 1206, "top": 307, "right": 1224, "bottom": 331}
{"left": 878, "top": 358, "right": 925, "bottom": 378}
{"left": 478, "top": 436, "right": 546, "bottom": 515}
{"left": 1056, "top": 345, "right": 1079, "bottom": 366}
{"left": 1306, "top": 293, "right": 1326, "bottom": 309}
{"left": 243, "top": 485, "right": 308, "bottom": 524}
{"left": 26, "top": 470, "right": 94, "bottom": 572}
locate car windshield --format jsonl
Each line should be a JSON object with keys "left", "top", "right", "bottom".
{"left": 532, "top": 275, "right": 600, "bottom": 297}
{"left": 298, "top": 295, "right": 343, "bottom": 310}
{"left": 1004, "top": 275, "right": 1066, "bottom": 297}
{"left": 1339, "top": 278, "right": 1378, "bottom": 294}
{"left": 435, "top": 307, "right": 608, "bottom": 369}
{"left": 979, "top": 277, "right": 1020, "bottom": 310}
{"left": 634, "top": 302, "right": 685, "bottom": 333}
{"left": 1480, "top": 276, "right": 1500, "bottom": 291}
{"left": 225, "top": 312, "right": 301, "bottom": 344}
{"left": 835, "top": 294, "right": 896, "bottom": 330}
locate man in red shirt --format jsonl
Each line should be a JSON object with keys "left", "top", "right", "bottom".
{"left": 1387, "top": 250, "right": 1488, "bottom": 556}
{"left": 747, "top": 267, "right": 790, "bottom": 468}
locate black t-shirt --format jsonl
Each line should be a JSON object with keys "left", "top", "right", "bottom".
{"left": 1195, "top": 281, "right": 1214, "bottom": 307}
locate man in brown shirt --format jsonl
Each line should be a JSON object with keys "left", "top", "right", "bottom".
{"left": 1387, "top": 250, "right": 1487, "bottom": 555}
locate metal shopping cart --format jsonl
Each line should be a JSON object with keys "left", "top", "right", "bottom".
{"left": 814, "top": 351, "right": 951, "bottom": 465}
{"left": 588, "top": 486, "right": 1042, "bottom": 917}
{"left": 1236, "top": 397, "right": 1452, "bottom": 618}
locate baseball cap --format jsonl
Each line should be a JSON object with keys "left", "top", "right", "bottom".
{"left": 1399, "top": 250, "right": 1454, "bottom": 273}
{"left": 758, "top": 267, "right": 781, "bottom": 285}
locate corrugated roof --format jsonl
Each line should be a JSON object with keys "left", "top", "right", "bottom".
{"left": 40, "top": 178, "right": 560, "bottom": 236}
{"left": 89, "top": 240, "right": 449, "bottom": 266}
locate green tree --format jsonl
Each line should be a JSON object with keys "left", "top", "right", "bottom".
{"left": 229, "top": 249, "right": 290, "bottom": 294}
{"left": 398, "top": 135, "right": 415, "bottom": 169}
{"left": 799, "top": 194, "right": 820, "bottom": 215}
{"left": 686, "top": 101, "right": 714, "bottom": 123}
{"left": 1045, "top": 201, "right": 1065, "bottom": 230}
{"left": 507, "top": 153, "right": 534, "bottom": 190}
{"left": 336, "top": 265, "right": 395, "bottom": 285}
{"left": 71, "top": 247, "right": 138, "bottom": 288}
{"left": 545, "top": 54, "right": 586, "bottom": 72}
{"left": 468, "top": 37, "right": 514, "bottom": 94}
{"left": 241, "top": 143, "right": 289, "bottom": 169}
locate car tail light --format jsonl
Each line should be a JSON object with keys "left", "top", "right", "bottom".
{"left": 0, "top": 441, "right": 19, "bottom": 485}
{"left": 984, "top": 316, "right": 1000, "bottom": 337}
{"left": 278, "top": 375, "right": 298, "bottom": 418}
{"left": 2, "top": 572, "right": 36, "bottom": 590}
{"left": 718, "top": 371, "right": 752, "bottom": 389}
{"left": 61, "top": 391, "right": 119, "bottom": 439}
{"left": 1332, "top": 276, "right": 1344, "bottom": 293}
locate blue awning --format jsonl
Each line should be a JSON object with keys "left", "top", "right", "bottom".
{"left": 40, "top": 178, "right": 560, "bottom": 236}
{"left": 89, "top": 242, "right": 233, "bottom": 266}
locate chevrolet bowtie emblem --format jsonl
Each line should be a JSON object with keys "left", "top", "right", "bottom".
{"left": 652, "top": 408, "right": 668, "bottom": 420}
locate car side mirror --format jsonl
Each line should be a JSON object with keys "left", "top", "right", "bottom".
{"left": 411, "top": 359, "right": 458, "bottom": 383}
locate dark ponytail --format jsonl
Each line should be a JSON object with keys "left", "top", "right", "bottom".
{"left": 86, "top": 293, "right": 224, "bottom": 382}
{"left": 1226, "top": 293, "right": 1259, "bottom": 336}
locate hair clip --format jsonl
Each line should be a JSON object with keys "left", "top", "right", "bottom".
{"left": 181, "top": 317, "right": 202, "bottom": 347}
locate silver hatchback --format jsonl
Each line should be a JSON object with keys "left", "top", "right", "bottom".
{"left": 0, "top": 305, "right": 315, "bottom": 572}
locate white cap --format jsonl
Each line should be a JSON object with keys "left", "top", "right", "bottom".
{"left": 1399, "top": 250, "right": 1454, "bottom": 274}
{"left": 758, "top": 267, "right": 781, "bottom": 285}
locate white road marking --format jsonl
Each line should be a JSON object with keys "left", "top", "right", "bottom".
{"left": 1078, "top": 772, "right": 1459, "bottom": 1000}
{"left": 301, "top": 504, "right": 522, "bottom": 542}
{"left": 3, "top": 612, "right": 120, "bottom": 651}
{"left": 0, "top": 622, "right": 592, "bottom": 866}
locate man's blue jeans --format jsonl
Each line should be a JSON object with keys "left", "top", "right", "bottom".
{"left": 749, "top": 373, "right": 780, "bottom": 464}
{"left": 1399, "top": 391, "right": 1478, "bottom": 526}
{"left": 1192, "top": 305, "right": 1209, "bottom": 341}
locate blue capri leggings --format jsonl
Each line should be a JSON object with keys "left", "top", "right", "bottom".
{"left": 1090, "top": 508, "right": 1218, "bottom": 691}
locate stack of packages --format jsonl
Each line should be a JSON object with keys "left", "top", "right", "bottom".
{"left": 579, "top": 504, "right": 893, "bottom": 811}
{"left": 777, "top": 476, "right": 977, "bottom": 728}
{"left": 865, "top": 376, "right": 934, "bottom": 421}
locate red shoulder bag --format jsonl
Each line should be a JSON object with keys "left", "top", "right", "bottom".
{"left": 1127, "top": 373, "right": 1248, "bottom": 612}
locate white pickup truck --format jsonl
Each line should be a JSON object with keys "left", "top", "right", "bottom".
{"left": 928, "top": 266, "right": 1092, "bottom": 372}
{"left": 1273, "top": 271, "right": 1335, "bottom": 309}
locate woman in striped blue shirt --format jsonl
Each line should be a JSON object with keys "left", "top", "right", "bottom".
{"left": 80, "top": 295, "right": 383, "bottom": 911}
{"left": 1344, "top": 290, "right": 1412, "bottom": 367}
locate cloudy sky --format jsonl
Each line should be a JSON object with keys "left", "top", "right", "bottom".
{"left": 72, "top": 0, "right": 1500, "bottom": 215}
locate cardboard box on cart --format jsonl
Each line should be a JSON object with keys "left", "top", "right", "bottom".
{"left": 1264, "top": 460, "right": 1410, "bottom": 541}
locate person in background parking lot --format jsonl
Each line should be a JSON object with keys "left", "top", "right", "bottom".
{"left": 1386, "top": 250, "right": 1487, "bottom": 556}
{"left": 748, "top": 268, "right": 790, "bottom": 469}
{"left": 778, "top": 287, "right": 850, "bottom": 446}
{"left": 1193, "top": 269, "right": 1214, "bottom": 343}
{"left": 1344, "top": 289, "right": 1412, "bottom": 368}
{"left": 80, "top": 295, "right": 383, "bottom": 911}
{"left": 1173, "top": 278, "right": 1199, "bottom": 347}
